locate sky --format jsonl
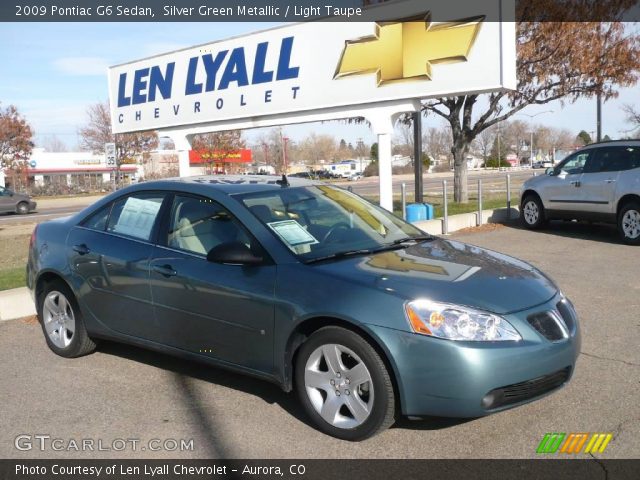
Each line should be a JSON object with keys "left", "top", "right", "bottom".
{"left": 0, "top": 22, "right": 638, "bottom": 151}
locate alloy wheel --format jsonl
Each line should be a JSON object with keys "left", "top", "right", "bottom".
{"left": 622, "top": 209, "right": 640, "bottom": 239}
{"left": 524, "top": 200, "right": 539, "bottom": 225}
{"left": 42, "top": 291, "right": 76, "bottom": 349}
{"left": 304, "top": 343, "right": 374, "bottom": 429}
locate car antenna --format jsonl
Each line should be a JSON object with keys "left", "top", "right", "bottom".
{"left": 276, "top": 174, "right": 289, "bottom": 187}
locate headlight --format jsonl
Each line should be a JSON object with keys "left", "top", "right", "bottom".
{"left": 405, "top": 300, "right": 521, "bottom": 342}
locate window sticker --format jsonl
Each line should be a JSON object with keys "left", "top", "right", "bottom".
{"left": 113, "top": 196, "right": 161, "bottom": 240}
{"left": 267, "top": 220, "right": 318, "bottom": 247}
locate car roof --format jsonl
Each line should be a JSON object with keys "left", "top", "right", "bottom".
{"left": 131, "top": 174, "right": 323, "bottom": 195}
{"left": 580, "top": 139, "right": 640, "bottom": 150}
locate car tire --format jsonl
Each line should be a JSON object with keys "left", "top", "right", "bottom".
{"left": 37, "top": 279, "right": 97, "bottom": 358}
{"left": 520, "top": 194, "right": 547, "bottom": 230}
{"left": 618, "top": 201, "right": 640, "bottom": 245}
{"left": 295, "top": 326, "right": 396, "bottom": 441}
{"left": 16, "top": 202, "right": 29, "bottom": 215}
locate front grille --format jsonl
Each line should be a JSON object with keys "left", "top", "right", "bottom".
{"left": 482, "top": 367, "right": 571, "bottom": 410}
{"left": 527, "top": 311, "right": 568, "bottom": 341}
{"left": 556, "top": 299, "right": 577, "bottom": 334}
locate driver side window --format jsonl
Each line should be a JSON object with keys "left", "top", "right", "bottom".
{"left": 167, "top": 195, "right": 250, "bottom": 256}
{"left": 558, "top": 152, "right": 590, "bottom": 175}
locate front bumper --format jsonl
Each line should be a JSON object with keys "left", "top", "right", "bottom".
{"left": 28, "top": 201, "right": 37, "bottom": 211}
{"left": 369, "top": 294, "right": 581, "bottom": 418}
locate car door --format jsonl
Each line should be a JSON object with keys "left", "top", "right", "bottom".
{"left": 0, "top": 186, "right": 14, "bottom": 213}
{"left": 578, "top": 146, "right": 633, "bottom": 216}
{"left": 543, "top": 151, "right": 591, "bottom": 212}
{"left": 67, "top": 192, "right": 168, "bottom": 338}
{"left": 149, "top": 193, "right": 276, "bottom": 373}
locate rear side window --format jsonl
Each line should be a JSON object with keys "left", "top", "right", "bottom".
{"left": 81, "top": 204, "right": 111, "bottom": 231}
{"left": 106, "top": 193, "right": 165, "bottom": 241}
{"left": 590, "top": 146, "right": 640, "bottom": 173}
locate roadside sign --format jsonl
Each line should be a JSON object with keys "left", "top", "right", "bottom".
{"left": 105, "top": 143, "right": 117, "bottom": 167}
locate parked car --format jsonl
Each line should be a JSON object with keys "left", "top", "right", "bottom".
{"left": 532, "top": 161, "right": 553, "bottom": 169}
{"left": 348, "top": 173, "right": 363, "bottom": 181}
{"left": 520, "top": 140, "right": 640, "bottom": 244}
{"left": 0, "top": 185, "right": 36, "bottom": 214}
{"left": 28, "top": 175, "right": 580, "bottom": 440}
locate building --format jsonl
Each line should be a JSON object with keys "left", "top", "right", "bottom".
{"left": 188, "top": 149, "right": 252, "bottom": 175}
{"left": 3, "top": 148, "right": 140, "bottom": 192}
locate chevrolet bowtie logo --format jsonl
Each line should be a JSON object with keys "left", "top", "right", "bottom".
{"left": 334, "top": 15, "right": 483, "bottom": 86}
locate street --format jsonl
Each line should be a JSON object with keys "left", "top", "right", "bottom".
{"left": 0, "top": 170, "right": 536, "bottom": 227}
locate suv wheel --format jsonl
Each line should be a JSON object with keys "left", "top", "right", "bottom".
{"left": 295, "top": 327, "right": 395, "bottom": 441}
{"left": 38, "top": 280, "right": 97, "bottom": 357}
{"left": 16, "top": 202, "right": 29, "bottom": 215}
{"left": 520, "top": 194, "right": 546, "bottom": 229}
{"left": 618, "top": 201, "right": 640, "bottom": 245}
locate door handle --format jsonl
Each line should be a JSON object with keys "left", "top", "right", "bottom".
{"left": 72, "top": 244, "right": 90, "bottom": 255}
{"left": 605, "top": 179, "right": 616, "bottom": 183}
{"left": 152, "top": 264, "right": 177, "bottom": 277}
{"left": 569, "top": 181, "right": 581, "bottom": 187}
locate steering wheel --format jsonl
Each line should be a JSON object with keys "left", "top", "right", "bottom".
{"left": 322, "top": 222, "right": 351, "bottom": 243}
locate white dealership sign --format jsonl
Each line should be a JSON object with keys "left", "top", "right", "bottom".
{"left": 108, "top": 1, "right": 515, "bottom": 134}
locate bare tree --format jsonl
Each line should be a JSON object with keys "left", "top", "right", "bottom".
{"left": 623, "top": 104, "right": 640, "bottom": 138}
{"left": 297, "top": 133, "right": 338, "bottom": 164}
{"left": 473, "top": 125, "right": 497, "bottom": 166}
{"left": 423, "top": 124, "right": 452, "bottom": 169}
{"left": 41, "top": 135, "right": 67, "bottom": 152}
{"left": 191, "top": 130, "right": 245, "bottom": 174}
{"left": 78, "top": 102, "right": 158, "bottom": 185}
{"left": 422, "top": 8, "right": 640, "bottom": 202}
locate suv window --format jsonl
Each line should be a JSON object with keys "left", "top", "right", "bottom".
{"left": 166, "top": 195, "right": 251, "bottom": 256}
{"left": 0, "top": 186, "right": 13, "bottom": 196}
{"left": 557, "top": 151, "right": 590, "bottom": 175}
{"left": 583, "top": 146, "right": 639, "bottom": 173}
{"left": 106, "top": 193, "right": 165, "bottom": 241}
{"left": 601, "top": 146, "right": 640, "bottom": 172}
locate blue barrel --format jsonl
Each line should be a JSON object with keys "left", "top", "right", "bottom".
{"left": 424, "top": 203, "right": 434, "bottom": 220}
{"left": 406, "top": 203, "right": 427, "bottom": 222}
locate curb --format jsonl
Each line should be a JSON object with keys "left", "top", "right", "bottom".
{"left": 0, "top": 287, "right": 36, "bottom": 322}
{"left": 413, "top": 206, "right": 520, "bottom": 235}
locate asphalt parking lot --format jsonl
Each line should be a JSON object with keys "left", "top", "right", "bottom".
{"left": 1, "top": 221, "right": 638, "bottom": 459}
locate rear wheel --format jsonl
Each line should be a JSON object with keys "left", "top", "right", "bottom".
{"left": 520, "top": 194, "right": 547, "bottom": 230}
{"left": 38, "top": 280, "right": 96, "bottom": 357}
{"left": 16, "top": 202, "right": 29, "bottom": 215}
{"left": 618, "top": 201, "right": 640, "bottom": 245}
{"left": 295, "top": 326, "right": 395, "bottom": 441}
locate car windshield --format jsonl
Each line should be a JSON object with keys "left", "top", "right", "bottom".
{"left": 237, "top": 185, "right": 429, "bottom": 262}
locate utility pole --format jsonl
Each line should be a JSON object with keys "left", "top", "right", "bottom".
{"left": 596, "top": 93, "right": 602, "bottom": 142}
{"left": 412, "top": 111, "right": 423, "bottom": 203}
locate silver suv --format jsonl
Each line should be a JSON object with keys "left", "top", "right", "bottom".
{"left": 520, "top": 141, "right": 640, "bottom": 244}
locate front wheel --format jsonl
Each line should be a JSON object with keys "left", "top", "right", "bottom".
{"left": 295, "top": 326, "right": 396, "bottom": 441}
{"left": 520, "top": 194, "right": 547, "bottom": 229}
{"left": 618, "top": 201, "right": 640, "bottom": 245}
{"left": 16, "top": 202, "right": 29, "bottom": 215}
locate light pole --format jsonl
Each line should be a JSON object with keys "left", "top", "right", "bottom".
{"left": 515, "top": 110, "right": 554, "bottom": 166}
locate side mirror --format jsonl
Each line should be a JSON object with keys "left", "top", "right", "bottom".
{"left": 207, "top": 242, "right": 263, "bottom": 266}
{"left": 545, "top": 167, "right": 554, "bottom": 176}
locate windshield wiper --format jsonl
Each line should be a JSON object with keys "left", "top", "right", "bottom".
{"left": 304, "top": 249, "right": 375, "bottom": 264}
{"left": 390, "top": 235, "right": 434, "bottom": 245}
{"left": 304, "top": 236, "right": 434, "bottom": 264}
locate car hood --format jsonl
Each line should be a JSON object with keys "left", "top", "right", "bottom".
{"left": 312, "top": 238, "right": 558, "bottom": 315}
